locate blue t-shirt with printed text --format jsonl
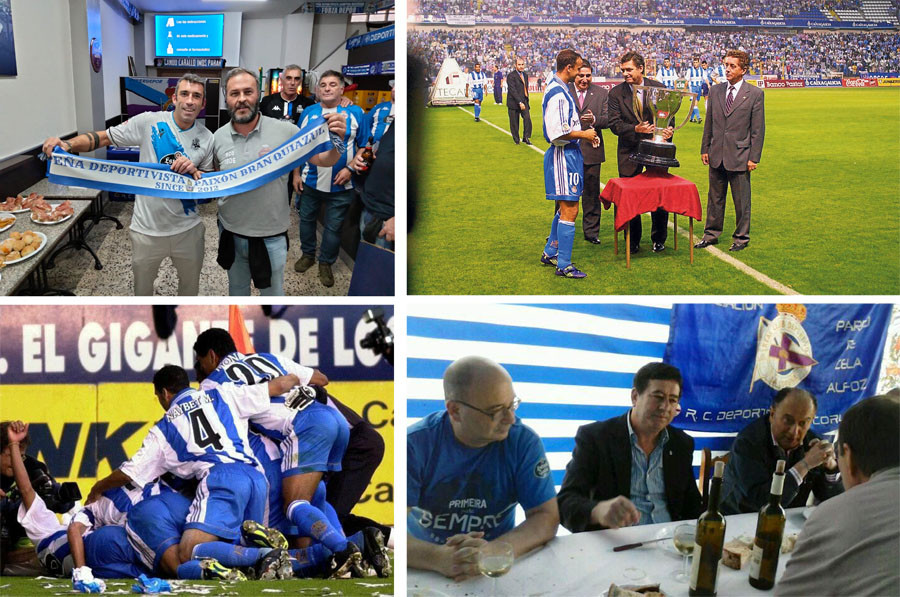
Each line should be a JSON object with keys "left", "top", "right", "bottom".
{"left": 407, "top": 410, "right": 556, "bottom": 544}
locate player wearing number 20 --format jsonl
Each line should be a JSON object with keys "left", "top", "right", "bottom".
{"left": 193, "top": 329, "right": 369, "bottom": 573}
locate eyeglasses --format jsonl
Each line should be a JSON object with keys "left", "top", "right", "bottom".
{"left": 453, "top": 396, "right": 521, "bottom": 421}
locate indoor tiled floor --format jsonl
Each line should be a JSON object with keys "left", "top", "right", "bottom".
{"left": 43, "top": 200, "right": 352, "bottom": 296}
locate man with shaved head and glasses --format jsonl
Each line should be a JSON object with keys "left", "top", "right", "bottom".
{"left": 558, "top": 362, "right": 701, "bottom": 532}
{"left": 407, "top": 356, "right": 559, "bottom": 582}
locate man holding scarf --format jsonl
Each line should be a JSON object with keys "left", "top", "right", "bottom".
{"left": 213, "top": 67, "right": 346, "bottom": 296}
{"left": 42, "top": 73, "right": 212, "bottom": 296}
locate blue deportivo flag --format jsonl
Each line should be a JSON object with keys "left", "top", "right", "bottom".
{"left": 664, "top": 304, "right": 890, "bottom": 435}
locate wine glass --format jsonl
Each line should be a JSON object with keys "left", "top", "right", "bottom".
{"left": 671, "top": 523, "right": 696, "bottom": 583}
{"left": 478, "top": 541, "right": 514, "bottom": 596}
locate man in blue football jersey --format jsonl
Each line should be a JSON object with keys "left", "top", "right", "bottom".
{"left": 193, "top": 329, "right": 389, "bottom": 578}
{"left": 407, "top": 356, "right": 559, "bottom": 582}
{"left": 687, "top": 57, "right": 705, "bottom": 123}
{"left": 466, "top": 63, "right": 488, "bottom": 121}
{"left": 658, "top": 58, "right": 678, "bottom": 90}
{"left": 540, "top": 49, "right": 599, "bottom": 279}
{"left": 294, "top": 71, "right": 367, "bottom": 288}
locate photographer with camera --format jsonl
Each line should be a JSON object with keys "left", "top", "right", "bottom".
{"left": 1, "top": 421, "right": 80, "bottom": 574}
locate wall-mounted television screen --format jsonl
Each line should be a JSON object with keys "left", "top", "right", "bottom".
{"left": 154, "top": 14, "right": 224, "bottom": 57}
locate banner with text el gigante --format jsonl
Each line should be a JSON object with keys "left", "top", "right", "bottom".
{"left": 0, "top": 305, "right": 394, "bottom": 525}
{"left": 664, "top": 303, "right": 890, "bottom": 434}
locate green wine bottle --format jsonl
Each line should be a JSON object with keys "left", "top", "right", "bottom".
{"left": 690, "top": 460, "right": 726, "bottom": 596}
{"left": 749, "top": 459, "right": 786, "bottom": 590}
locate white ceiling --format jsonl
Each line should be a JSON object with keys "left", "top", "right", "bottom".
{"left": 126, "top": 1, "right": 345, "bottom": 19}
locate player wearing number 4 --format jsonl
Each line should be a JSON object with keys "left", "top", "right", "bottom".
{"left": 86, "top": 365, "right": 300, "bottom": 580}
{"left": 540, "top": 49, "right": 598, "bottom": 279}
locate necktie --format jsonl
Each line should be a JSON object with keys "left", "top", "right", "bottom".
{"left": 520, "top": 72, "right": 526, "bottom": 94}
{"left": 633, "top": 88, "right": 643, "bottom": 119}
{"left": 725, "top": 86, "right": 735, "bottom": 112}
{"left": 578, "top": 90, "right": 585, "bottom": 109}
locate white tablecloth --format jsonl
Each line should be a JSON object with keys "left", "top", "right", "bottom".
{"left": 408, "top": 508, "right": 810, "bottom": 596}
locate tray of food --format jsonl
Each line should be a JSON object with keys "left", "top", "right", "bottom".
{"left": 0, "top": 192, "right": 44, "bottom": 214}
{"left": 30, "top": 199, "right": 74, "bottom": 224}
{"left": 0, "top": 230, "right": 47, "bottom": 266}
{"left": 0, "top": 213, "right": 15, "bottom": 233}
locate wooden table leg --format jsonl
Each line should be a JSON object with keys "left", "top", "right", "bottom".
{"left": 626, "top": 225, "right": 631, "bottom": 269}
{"left": 690, "top": 218, "right": 694, "bottom": 264}
{"left": 673, "top": 213, "right": 678, "bottom": 250}
{"left": 614, "top": 206, "right": 619, "bottom": 255}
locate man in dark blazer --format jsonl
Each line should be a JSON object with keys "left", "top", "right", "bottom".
{"left": 608, "top": 51, "right": 673, "bottom": 254}
{"left": 557, "top": 362, "right": 702, "bottom": 532}
{"left": 696, "top": 49, "right": 765, "bottom": 252}
{"left": 567, "top": 59, "right": 609, "bottom": 244}
{"left": 506, "top": 58, "right": 532, "bottom": 145}
{"left": 720, "top": 387, "right": 843, "bottom": 515}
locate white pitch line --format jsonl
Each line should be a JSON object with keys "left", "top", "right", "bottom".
{"left": 454, "top": 104, "right": 797, "bottom": 295}
{"left": 456, "top": 106, "right": 545, "bottom": 156}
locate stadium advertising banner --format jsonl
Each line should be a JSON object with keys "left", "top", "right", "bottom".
{"left": 803, "top": 78, "right": 844, "bottom": 87}
{"left": 842, "top": 77, "right": 880, "bottom": 87}
{"left": 345, "top": 24, "right": 394, "bottom": 50}
{"left": 759, "top": 79, "right": 806, "bottom": 89}
{"left": 412, "top": 14, "right": 895, "bottom": 29}
{"left": 664, "top": 304, "right": 890, "bottom": 434}
{"left": 877, "top": 77, "right": 900, "bottom": 86}
{"left": 0, "top": 305, "right": 395, "bottom": 524}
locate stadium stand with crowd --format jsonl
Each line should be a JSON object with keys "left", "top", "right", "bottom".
{"left": 416, "top": 0, "right": 899, "bottom": 22}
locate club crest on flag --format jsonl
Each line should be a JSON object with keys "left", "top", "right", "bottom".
{"left": 751, "top": 304, "right": 818, "bottom": 391}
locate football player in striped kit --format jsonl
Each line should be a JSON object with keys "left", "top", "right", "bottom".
{"left": 540, "top": 49, "right": 598, "bottom": 279}
{"left": 294, "top": 71, "right": 367, "bottom": 287}
{"left": 687, "top": 57, "right": 705, "bottom": 123}
{"left": 466, "top": 62, "right": 489, "bottom": 121}
{"left": 658, "top": 58, "right": 678, "bottom": 90}
{"left": 85, "top": 365, "right": 300, "bottom": 581}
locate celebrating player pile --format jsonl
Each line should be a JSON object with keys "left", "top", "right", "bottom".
{"left": 4, "top": 327, "right": 390, "bottom": 592}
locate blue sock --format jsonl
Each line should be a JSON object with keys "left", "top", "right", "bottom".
{"left": 557, "top": 219, "right": 575, "bottom": 269}
{"left": 346, "top": 530, "right": 364, "bottom": 552}
{"left": 176, "top": 560, "right": 204, "bottom": 580}
{"left": 474, "top": 103, "right": 481, "bottom": 118}
{"left": 289, "top": 545, "right": 332, "bottom": 578}
{"left": 544, "top": 211, "right": 560, "bottom": 256}
{"left": 193, "top": 542, "right": 269, "bottom": 567}
{"left": 312, "top": 481, "right": 344, "bottom": 535}
{"left": 288, "top": 500, "right": 348, "bottom": 553}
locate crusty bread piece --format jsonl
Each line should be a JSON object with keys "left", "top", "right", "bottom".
{"left": 722, "top": 539, "right": 752, "bottom": 570}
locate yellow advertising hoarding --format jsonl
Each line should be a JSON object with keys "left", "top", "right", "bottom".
{"left": 0, "top": 381, "right": 393, "bottom": 525}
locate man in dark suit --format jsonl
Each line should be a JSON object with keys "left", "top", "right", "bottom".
{"left": 696, "top": 49, "right": 765, "bottom": 252}
{"left": 506, "top": 58, "right": 532, "bottom": 145}
{"left": 720, "top": 387, "right": 843, "bottom": 515}
{"left": 608, "top": 51, "right": 672, "bottom": 254}
{"left": 567, "top": 59, "right": 609, "bottom": 245}
{"left": 557, "top": 362, "right": 702, "bottom": 532}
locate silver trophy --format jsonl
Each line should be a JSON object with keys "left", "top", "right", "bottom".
{"left": 629, "top": 85, "right": 697, "bottom": 168}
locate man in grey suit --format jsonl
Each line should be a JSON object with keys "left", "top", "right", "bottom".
{"left": 696, "top": 49, "right": 765, "bottom": 252}
{"left": 506, "top": 58, "right": 532, "bottom": 145}
{"left": 567, "top": 60, "right": 609, "bottom": 244}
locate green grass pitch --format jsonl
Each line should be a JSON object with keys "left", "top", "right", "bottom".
{"left": 0, "top": 574, "right": 393, "bottom": 595}
{"left": 408, "top": 88, "right": 900, "bottom": 295}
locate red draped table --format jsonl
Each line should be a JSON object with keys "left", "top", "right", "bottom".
{"left": 600, "top": 170, "right": 702, "bottom": 268}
